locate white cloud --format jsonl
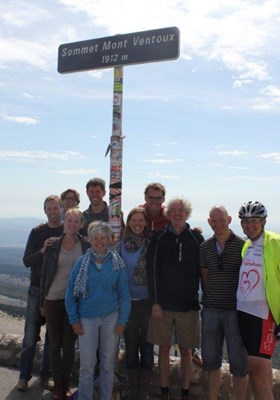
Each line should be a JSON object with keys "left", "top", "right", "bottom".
{"left": 0, "top": 4, "right": 78, "bottom": 71}
{"left": 221, "top": 105, "right": 235, "bottom": 110}
{"left": 222, "top": 175, "right": 280, "bottom": 182}
{"left": 1, "top": 0, "right": 279, "bottom": 91}
{"left": 0, "top": 150, "right": 86, "bottom": 160}
{"left": 262, "top": 85, "right": 280, "bottom": 103}
{"left": 0, "top": 2, "right": 49, "bottom": 28}
{"left": 181, "top": 0, "right": 278, "bottom": 87}
{"left": 0, "top": 113, "right": 38, "bottom": 125}
{"left": 49, "top": 169, "right": 97, "bottom": 175}
{"left": 148, "top": 173, "right": 180, "bottom": 180}
{"left": 143, "top": 158, "right": 184, "bottom": 164}
{"left": 228, "top": 166, "right": 248, "bottom": 170}
{"left": 217, "top": 150, "right": 247, "bottom": 156}
{"left": 251, "top": 85, "right": 280, "bottom": 109}
{"left": 210, "top": 163, "right": 248, "bottom": 170}
{"left": 233, "top": 79, "right": 254, "bottom": 88}
{"left": 22, "top": 93, "right": 33, "bottom": 99}
{"left": 259, "top": 152, "right": 280, "bottom": 163}
{"left": 252, "top": 100, "right": 273, "bottom": 110}
{"left": 0, "top": 36, "right": 54, "bottom": 70}
{"left": 22, "top": 92, "right": 42, "bottom": 100}
{"left": 87, "top": 70, "right": 107, "bottom": 79}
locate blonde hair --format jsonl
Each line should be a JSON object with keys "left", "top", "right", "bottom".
{"left": 64, "top": 208, "right": 83, "bottom": 222}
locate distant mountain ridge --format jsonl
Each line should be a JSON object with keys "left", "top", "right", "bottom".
{"left": 0, "top": 246, "right": 29, "bottom": 316}
{"left": 0, "top": 247, "right": 27, "bottom": 277}
{"left": 0, "top": 217, "right": 43, "bottom": 247}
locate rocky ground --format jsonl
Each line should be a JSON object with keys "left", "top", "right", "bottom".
{"left": 0, "top": 311, "right": 207, "bottom": 399}
{"left": 0, "top": 311, "right": 26, "bottom": 335}
{"left": 1, "top": 310, "right": 280, "bottom": 399}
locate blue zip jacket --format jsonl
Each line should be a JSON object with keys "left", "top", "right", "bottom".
{"left": 65, "top": 252, "right": 131, "bottom": 326}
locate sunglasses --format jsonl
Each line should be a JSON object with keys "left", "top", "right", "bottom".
{"left": 241, "top": 217, "right": 263, "bottom": 225}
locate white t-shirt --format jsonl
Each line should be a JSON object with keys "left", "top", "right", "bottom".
{"left": 236, "top": 235, "right": 269, "bottom": 319}
{"left": 46, "top": 242, "right": 83, "bottom": 300}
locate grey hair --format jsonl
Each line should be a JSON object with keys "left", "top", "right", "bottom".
{"left": 164, "top": 197, "right": 192, "bottom": 220}
{"left": 87, "top": 221, "right": 113, "bottom": 242}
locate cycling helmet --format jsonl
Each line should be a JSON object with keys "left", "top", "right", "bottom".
{"left": 238, "top": 201, "right": 267, "bottom": 219}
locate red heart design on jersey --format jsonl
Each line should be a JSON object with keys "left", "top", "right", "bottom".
{"left": 240, "top": 269, "right": 260, "bottom": 296}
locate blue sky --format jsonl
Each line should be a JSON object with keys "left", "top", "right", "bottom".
{"left": 1, "top": 0, "right": 280, "bottom": 236}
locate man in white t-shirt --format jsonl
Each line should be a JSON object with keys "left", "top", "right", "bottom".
{"left": 237, "top": 200, "right": 280, "bottom": 400}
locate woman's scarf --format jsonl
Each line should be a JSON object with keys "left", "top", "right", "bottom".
{"left": 73, "top": 247, "right": 126, "bottom": 298}
{"left": 123, "top": 230, "right": 151, "bottom": 286}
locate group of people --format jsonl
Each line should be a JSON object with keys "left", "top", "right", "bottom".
{"left": 15, "top": 178, "right": 280, "bottom": 400}
{"left": 201, "top": 202, "right": 280, "bottom": 400}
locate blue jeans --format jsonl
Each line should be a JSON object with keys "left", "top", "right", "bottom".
{"left": 201, "top": 306, "right": 248, "bottom": 377}
{"left": 19, "top": 286, "right": 50, "bottom": 381}
{"left": 78, "top": 312, "right": 119, "bottom": 400}
{"left": 124, "top": 299, "right": 154, "bottom": 370}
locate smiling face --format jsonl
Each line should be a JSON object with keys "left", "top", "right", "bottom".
{"left": 90, "top": 231, "right": 111, "bottom": 255}
{"left": 167, "top": 200, "right": 188, "bottom": 232}
{"left": 145, "top": 188, "right": 165, "bottom": 216}
{"left": 86, "top": 185, "right": 106, "bottom": 207}
{"left": 128, "top": 211, "right": 147, "bottom": 236}
{"left": 208, "top": 207, "right": 231, "bottom": 237}
{"left": 64, "top": 210, "right": 83, "bottom": 236}
{"left": 44, "top": 199, "right": 61, "bottom": 227}
{"left": 241, "top": 217, "right": 266, "bottom": 241}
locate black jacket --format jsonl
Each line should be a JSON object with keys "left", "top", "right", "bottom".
{"left": 40, "top": 233, "right": 89, "bottom": 307}
{"left": 23, "top": 223, "right": 64, "bottom": 288}
{"left": 147, "top": 224, "right": 204, "bottom": 312}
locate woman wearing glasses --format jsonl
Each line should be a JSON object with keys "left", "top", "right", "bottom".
{"left": 60, "top": 189, "right": 80, "bottom": 221}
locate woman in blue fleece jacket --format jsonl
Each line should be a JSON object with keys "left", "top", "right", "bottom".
{"left": 65, "top": 221, "right": 131, "bottom": 400}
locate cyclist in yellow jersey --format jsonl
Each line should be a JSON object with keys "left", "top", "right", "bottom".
{"left": 237, "top": 200, "right": 280, "bottom": 400}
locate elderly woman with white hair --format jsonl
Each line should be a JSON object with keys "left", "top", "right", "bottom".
{"left": 65, "top": 221, "right": 131, "bottom": 400}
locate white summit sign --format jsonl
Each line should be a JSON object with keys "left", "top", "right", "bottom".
{"left": 58, "top": 27, "right": 180, "bottom": 73}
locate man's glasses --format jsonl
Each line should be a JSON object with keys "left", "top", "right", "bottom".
{"left": 217, "top": 254, "right": 223, "bottom": 271}
{"left": 147, "top": 196, "right": 163, "bottom": 201}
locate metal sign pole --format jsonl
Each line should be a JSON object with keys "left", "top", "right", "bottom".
{"left": 58, "top": 27, "right": 180, "bottom": 247}
{"left": 108, "top": 66, "right": 124, "bottom": 245}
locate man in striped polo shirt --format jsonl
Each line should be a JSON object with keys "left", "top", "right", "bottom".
{"left": 200, "top": 205, "right": 248, "bottom": 400}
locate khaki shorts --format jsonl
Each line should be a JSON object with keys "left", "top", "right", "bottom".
{"left": 147, "top": 310, "right": 200, "bottom": 348}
